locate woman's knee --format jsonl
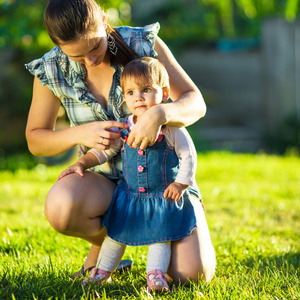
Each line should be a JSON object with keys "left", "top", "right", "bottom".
{"left": 44, "top": 172, "right": 115, "bottom": 234}
{"left": 188, "top": 246, "right": 216, "bottom": 282}
{"left": 169, "top": 227, "right": 216, "bottom": 283}
{"left": 44, "top": 182, "right": 80, "bottom": 233}
{"left": 172, "top": 255, "right": 216, "bottom": 283}
{"left": 198, "top": 253, "right": 216, "bottom": 282}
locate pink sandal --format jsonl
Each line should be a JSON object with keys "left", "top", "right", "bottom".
{"left": 147, "top": 269, "right": 170, "bottom": 293}
{"left": 81, "top": 267, "right": 111, "bottom": 286}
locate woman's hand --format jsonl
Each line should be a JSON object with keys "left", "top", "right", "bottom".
{"left": 76, "top": 120, "right": 128, "bottom": 150}
{"left": 127, "top": 105, "right": 166, "bottom": 150}
{"left": 26, "top": 78, "right": 128, "bottom": 156}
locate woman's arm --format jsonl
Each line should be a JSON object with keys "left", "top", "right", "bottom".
{"left": 127, "top": 36, "right": 206, "bottom": 149}
{"left": 155, "top": 36, "right": 206, "bottom": 126}
{"left": 26, "top": 77, "right": 127, "bottom": 156}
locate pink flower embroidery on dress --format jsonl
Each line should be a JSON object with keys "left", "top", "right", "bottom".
{"left": 138, "top": 149, "right": 144, "bottom": 156}
{"left": 138, "top": 166, "right": 144, "bottom": 172}
{"left": 139, "top": 187, "right": 146, "bottom": 193}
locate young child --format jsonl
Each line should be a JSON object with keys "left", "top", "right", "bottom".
{"left": 58, "top": 57, "right": 200, "bottom": 292}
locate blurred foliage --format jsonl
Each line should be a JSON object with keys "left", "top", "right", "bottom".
{"left": 0, "top": 150, "right": 38, "bottom": 172}
{"left": 138, "top": 0, "right": 300, "bottom": 50}
{"left": 0, "top": 0, "right": 132, "bottom": 50}
{"left": 0, "top": 0, "right": 49, "bottom": 50}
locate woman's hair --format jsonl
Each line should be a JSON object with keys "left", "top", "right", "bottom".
{"left": 120, "top": 57, "right": 170, "bottom": 92}
{"left": 44, "top": 0, "right": 139, "bottom": 66}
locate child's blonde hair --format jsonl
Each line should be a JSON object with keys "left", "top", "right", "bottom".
{"left": 120, "top": 57, "right": 169, "bottom": 92}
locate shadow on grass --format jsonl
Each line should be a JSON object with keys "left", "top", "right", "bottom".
{"left": 0, "top": 266, "right": 203, "bottom": 299}
{"left": 1, "top": 266, "right": 186, "bottom": 300}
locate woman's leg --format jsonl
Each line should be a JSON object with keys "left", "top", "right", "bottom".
{"left": 168, "top": 196, "right": 216, "bottom": 283}
{"left": 44, "top": 171, "right": 116, "bottom": 269}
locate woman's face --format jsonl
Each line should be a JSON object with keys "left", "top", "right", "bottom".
{"left": 59, "top": 25, "right": 108, "bottom": 67}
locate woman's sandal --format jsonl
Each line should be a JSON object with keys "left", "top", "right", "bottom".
{"left": 73, "top": 265, "right": 96, "bottom": 278}
{"left": 81, "top": 268, "right": 111, "bottom": 286}
{"left": 146, "top": 269, "right": 170, "bottom": 293}
{"left": 73, "top": 259, "right": 133, "bottom": 278}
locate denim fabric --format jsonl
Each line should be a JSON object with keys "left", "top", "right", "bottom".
{"left": 102, "top": 137, "right": 197, "bottom": 246}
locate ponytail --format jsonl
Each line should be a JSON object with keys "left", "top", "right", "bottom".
{"left": 106, "top": 24, "right": 140, "bottom": 67}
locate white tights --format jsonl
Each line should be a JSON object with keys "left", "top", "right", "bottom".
{"left": 97, "top": 236, "right": 171, "bottom": 274}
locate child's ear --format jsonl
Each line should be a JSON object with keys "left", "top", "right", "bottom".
{"left": 162, "top": 87, "right": 170, "bottom": 102}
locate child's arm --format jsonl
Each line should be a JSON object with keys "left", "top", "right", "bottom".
{"left": 57, "top": 151, "right": 99, "bottom": 181}
{"left": 88, "top": 138, "right": 122, "bottom": 165}
{"left": 163, "top": 126, "right": 197, "bottom": 200}
{"left": 57, "top": 138, "right": 123, "bottom": 181}
{"left": 164, "top": 182, "right": 188, "bottom": 201}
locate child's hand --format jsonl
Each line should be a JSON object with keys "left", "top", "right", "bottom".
{"left": 57, "top": 162, "right": 86, "bottom": 181}
{"left": 164, "top": 182, "right": 188, "bottom": 201}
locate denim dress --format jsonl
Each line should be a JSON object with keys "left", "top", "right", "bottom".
{"left": 102, "top": 134, "right": 197, "bottom": 246}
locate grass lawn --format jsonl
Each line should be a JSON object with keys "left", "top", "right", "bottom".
{"left": 0, "top": 151, "right": 299, "bottom": 299}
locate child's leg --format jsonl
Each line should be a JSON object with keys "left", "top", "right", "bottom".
{"left": 146, "top": 241, "right": 171, "bottom": 292}
{"left": 147, "top": 241, "right": 171, "bottom": 273}
{"left": 82, "top": 236, "right": 126, "bottom": 285}
{"left": 96, "top": 236, "right": 126, "bottom": 272}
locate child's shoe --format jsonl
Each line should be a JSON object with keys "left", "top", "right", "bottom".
{"left": 146, "top": 269, "right": 170, "bottom": 293}
{"left": 81, "top": 267, "right": 111, "bottom": 286}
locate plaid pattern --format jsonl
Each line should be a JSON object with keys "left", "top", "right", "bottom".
{"left": 25, "top": 23, "right": 160, "bottom": 179}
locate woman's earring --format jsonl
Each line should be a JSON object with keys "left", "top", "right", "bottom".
{"left": 107, "top": 32, "right": 118, "bottom": 55}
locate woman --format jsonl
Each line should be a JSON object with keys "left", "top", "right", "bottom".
{"left": 25, "top": 0, "right": 216, "bottom": 283}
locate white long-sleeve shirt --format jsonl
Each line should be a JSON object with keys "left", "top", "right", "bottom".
{"left": 89, "top": 115, "right": 197, "bottom": 187}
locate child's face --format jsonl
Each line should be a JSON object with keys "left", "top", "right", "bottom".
{"left": 122, "top": 78, "right": 168, "bottom": 120}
